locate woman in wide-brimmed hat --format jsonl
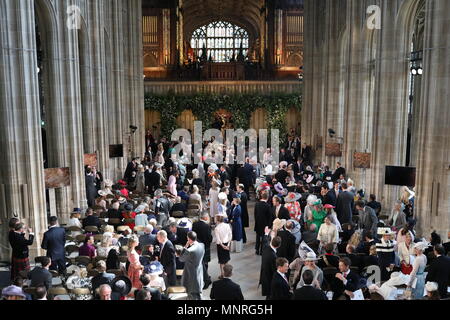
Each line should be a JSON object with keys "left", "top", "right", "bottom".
{"left": 284, "top": 192, "right": 302, "bottom": 221}
{"left": 111, "top": 276, "right": 133, "bottom": 300}
{"left": 307, "top": 199, "right": 327, "bottom": 231}
{"left": 296, "top": 252, "right": 323, "bottom": 290}
{"left": 407, "top": 241, "right": 429, "bottom": 299}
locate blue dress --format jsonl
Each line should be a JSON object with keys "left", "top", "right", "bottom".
{"left": 411, "top": 255, "right": 427, "bottom": 300}
{"left": 231, "top": 205, "right": 243, "bottom": 242}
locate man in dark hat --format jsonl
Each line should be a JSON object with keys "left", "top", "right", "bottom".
{"left": 41, "top": 216, "right": 66, "bottom": 274}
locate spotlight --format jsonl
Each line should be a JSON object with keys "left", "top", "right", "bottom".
{"left": 411, "top": 67, "right": 417, "bottom": 75}
{"left": 417, "top": 67, "right": 423, "bottom": 75}
{"left": 328, "top": 128, "right": 336, "bottom": 138}
{"left": 130, "top": 125, "right": 138, "bottom": 134}
{"left": 37, "top": 67, "right": 41, "bottom": 74}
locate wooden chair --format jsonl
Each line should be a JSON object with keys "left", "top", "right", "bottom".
{"left": 167, "top": 286, "right": 187, "bottom": 296}
{"left": 176, "top": 269, "right": 183, "bottom": 277}
{"left": 66, "top": 226, "right": 83, "bottom": 233}
{"left": 65, "top": 245, "right": 80, "bottom": 255}
{"left": 171, "top": 211, "right": 185, "bottom": 218}
{"left": 84, "top": 226, "right": 99, "bottom": 233}
{"left": 94, "top": 256, "right": 106, "bottom": 264}
{"left": 87, "top": 269, "right": 99, "bottom": 277}
{"left": 75, "top": 256, "right": 92, "bottom": 266}
{"left": 94, "top": 234, "right": 104, "bottom": 243}
{"left": 108, "top": 218, "right": 122, "bottom": 226}
{"left": 107, "top": 269, "right": 123, "bottom": 277}
{"left": 70, "top": 287, "right": 91, "bottom": 298}
{"left": 75, "top": 234, "right": 87, "bottom": 243}
{"left": 134, "top": 226, "right": 145, "bottom": 233}
{"left": 49, "top": 270, "right": 60, "bottom": 278}
{"left": 66, "top": 235, "right": 75, "bottom": 242}
{"left": 118, "top": 255, "right": 128, "bottom": 263}
{"left": 48, "top": 287, "right": 69, "bottom": 296}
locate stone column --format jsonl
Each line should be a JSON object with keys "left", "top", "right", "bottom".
{"left": 414, "top": 0, "right": 450, "bottom": 239}
{"left": 0, "top": 0, "right": 48, "bottom": 259}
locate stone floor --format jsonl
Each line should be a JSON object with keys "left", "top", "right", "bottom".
{"left": 201, "top": 200, "right": 263, "bottom": 300}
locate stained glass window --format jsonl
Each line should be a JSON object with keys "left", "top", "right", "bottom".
{"left": 190, "top": 21, "right": 249, "bottom": 62}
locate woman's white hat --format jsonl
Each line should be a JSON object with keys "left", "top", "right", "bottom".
{"left": 413, "top": 241, "right": 430, "bottom": 251}
{"left": 377, "top": 227, "right": 395, "bottom": 236}
{"left": 425, "top": 281, "right": 438, "bottom": 292}
{"left": 218, "top": 192, "right": 228, "bottom": 201}
{"left": 304, "top": 252, "right": 319, "bottom": 262}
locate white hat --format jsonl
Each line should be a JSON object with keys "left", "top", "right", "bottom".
{"left": 306, "top": 175, "right": 314, "bottom": 184}
{"left": 425, "top": 281, "right": 438, "bottom": 292}
{"left": 218, "top": 192, "right": 228, "bottom": 201}
{"left": 104, "top": 179, "right": 113, "bottom": 187}
{"left": 413, "top": 241, "right": 430, "bottom": 251}
{"left": 304, "top": 252, "right": 319, "bottom": 262}
{"left": 98, "top": 190, "right": 108, "bottom": 197}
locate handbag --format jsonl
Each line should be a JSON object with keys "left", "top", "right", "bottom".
{"left": 400, "top": 262, "right": 413, "bottom": 275}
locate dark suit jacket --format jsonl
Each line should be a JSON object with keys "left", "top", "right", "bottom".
{"left": 210, "top": 278, "right": 244, "bottom": 300}
{"left": 41, "top": 226, "right": 66, "bottom": 261}
{"left": 192, "top": 220, "right": 212, "bottom": 262}
{"left": 139, "top": 233, "right": 157, "bottom": 250}
{"left": 254, "top": 200, "right": 273, "bottom": 234}
{"left": 425, "top": 255, "right": 450, "bottom": 298}
{"left": 82, "top": 215, "right": 101, "bottom": 229}
{"left": 276, "top": 228, "right": 296, "bottom": 263}
{"left": 332, "top": 270, "right": 360, "bottom": 300}
{"left": 28, "top": 267, "right": 52, "bottom": 289}
{"left": 145, "top": 170, "right": 161, "bottom": 191}
{"left": 336, "top": 191, "right": 354, "bottom": 224}
{"left": 259, "top": 235, "right": 277, "bottom": 297}
{"left": 324, "top": 190, "right": 337, "bottom": 207}
{"left": 317, "top": 254, "right": 340, "bottom": 269}
{"left": 272, "top": 206, "right": 290, "bottom": 221}
{"left": 170, "top": 227, "right": 188, "bottom": 246}
{"left": 159, "top": 240, "right": 176, "bottom": 285}
{"left": 270, "top": 272, "right": 292, "bottom": 300}
{"left": 292, "top": 285, "right": 328, "bottom": 300}
{"left": 91, "top": 272, "right": 115, "bottom": 292}
{"left": 293, "top": 162, "right": 305, "bottom": 180}
{"left": 10, "top": 232, "right": 34, "bottom": 259}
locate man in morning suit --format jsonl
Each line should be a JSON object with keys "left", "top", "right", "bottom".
{"left": 157, "top": 230, "right": 177, "bottom": 286}
{"left": 192, "top": 212, "right": 213, "bottom": 289}
{"left": 210, "top": 264, "right": 244, "bottom": 300}
{"left": 272, "top": 196, "right": 290, "bottom": 221}
{"left": 335, "top": 182, "right": 354, "bottom": 224}
{"left": 332, "top": 257, "right": 360, "bottom": 300}
{"left": 276, "top": 221, "right": 296, "bottom": 263}
{"left": 425, "top": 245, "right": 450, "bottom": 298}
{"left": 254, "top": 192, "right": 273, "bottom": 255}
{"left": 259, "top": 228, "right": 281, "bottom": 299}
{"left": 41, "top": 216, "right": 66, "bottom": 274}
{"left": 270, "top": 257, "right": 292, "bottom": 300}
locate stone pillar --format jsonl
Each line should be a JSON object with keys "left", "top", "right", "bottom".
{"left": 0, "top": 0, "right": 48, "bottom": 259}
{"left": 414, "top": 0, "right": 450, "bottom": 240}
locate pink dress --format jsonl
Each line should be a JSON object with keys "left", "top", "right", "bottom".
{"left": 168, "top": 175, "right": 177, "bottom": 196}
{"left": 127, "top": 250, "right": 142, "bottom": 289}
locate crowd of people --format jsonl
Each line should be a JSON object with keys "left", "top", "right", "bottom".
{"left": 3, "top": 130, "right": 450, "bottom": 301}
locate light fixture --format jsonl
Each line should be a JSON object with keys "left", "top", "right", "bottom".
{"left": 411, "top": 67, "right": 417, "bottom": 75}
{"left": 417, "top": 67, "right": 423, "bottom": 75}
{"left": 37, "top": 67, "right": 40, "bottom": 74}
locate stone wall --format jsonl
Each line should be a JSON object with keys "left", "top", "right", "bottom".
{"left": 0, "top": 0, "right": 144, "bottom": 260}
{"left": 302, "top": 0, "right": 449, "bottom": 239}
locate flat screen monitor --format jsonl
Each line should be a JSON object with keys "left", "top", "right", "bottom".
{"left": 109, "top": 144, "right": 124, "bottom": 158}
{"left": 385, "top": 166, "right": 416, "bottom": 187}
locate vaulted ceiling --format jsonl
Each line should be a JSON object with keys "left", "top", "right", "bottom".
{"left": 182, "top": 0, "right": 264, "bottom": 40}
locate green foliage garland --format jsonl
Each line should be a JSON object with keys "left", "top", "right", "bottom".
{"left": 144, "top": 92, "right": 302, "bottom": 143}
